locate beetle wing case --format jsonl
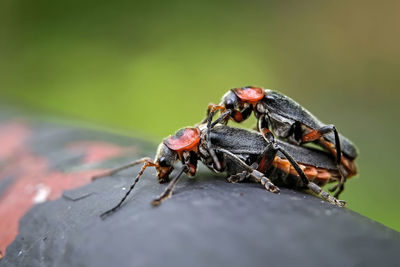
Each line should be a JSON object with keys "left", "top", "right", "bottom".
{"left": 208, "top": 125, "right": 338, "bottom": 171}
{"left": 263, "top": 90, "right": 358, "bottom": 159}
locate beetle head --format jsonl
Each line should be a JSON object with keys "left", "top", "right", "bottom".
{"left": 156, "top": 127, "right": 201, "bottom": 181}
{"left": 154, "top": 143, "right": 177, "bottom": 182}
{"left": 221, "top": 90, "right": 240, "bottom": 109}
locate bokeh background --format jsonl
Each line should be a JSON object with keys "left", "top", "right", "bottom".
{"left": 1, "top": 0, "right": 399, "bottom": 230}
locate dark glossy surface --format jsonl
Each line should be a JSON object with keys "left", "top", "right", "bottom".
{"left": 1, "top": 120, "right": 399, "bottom": 267}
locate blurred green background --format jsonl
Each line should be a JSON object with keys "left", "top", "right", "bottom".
{"left": 1, "top": 0, "right": 399, "bottom": 230}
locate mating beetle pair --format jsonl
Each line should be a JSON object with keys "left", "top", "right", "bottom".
{"left": 95, "top": 124, "right": 349, "bottom": 218}
{"left": 94, "top": 87, "right": 357, "bottom": 217}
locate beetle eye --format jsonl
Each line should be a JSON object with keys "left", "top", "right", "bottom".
{"left": 225, "top": 99, "right": 234, "bottom": 109}
{"left": 159, "top": 157, "right": 168, "bottom": 167}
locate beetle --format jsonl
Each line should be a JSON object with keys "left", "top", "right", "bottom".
{"left": 93, "top": 124, "right": 346, "bottom": 218}
{"left": 203, "top": 86, "right": 358, "bottom": 197}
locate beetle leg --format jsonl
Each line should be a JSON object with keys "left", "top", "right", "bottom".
{"left": 255, "top": 142, "right": 278, "bottom": 173}
{"left": 206, "top": 109, "right": 241, "bottom": 172}
{"left": 255, "top": 123, "right": 335, "bottom": 195}
{"left": 206, "top": 105, "right": 256, "bottom": 172}
{"left": 258, "top": 118, "right": 274, "bottom": 143}
{"left": 210, "top": 110, "right": 232, "bottom": 128}
{"left": 205, "top": 105, "right": 251, "bottom": 171}
{"left": 199, "top": 103, "right": 227, "bottom": 124}
{"left": 301, "top": 124, "right": 347, "bottom": 197}
{"left": 301, "top": 125, "right": 342, "bottom": 166}
{"left": 308, "top": 182, "right": 346, "bottom": 207}
{"left": 218, "top": 148, "right": 279, "bottom": 193}
{"left": 328, "top": 163, "right": 347, "bottom": 198}
{"left": 277, "top": 146, "right": 345, "bottom": 207}
{"left": 250, "top": 169, "right": 280, "bottom": 193}
{"left": 151, "top": 165, "right": 189, "bottom": 206}
{"left": 206, "top": 110, "right": 223, "bottom": 171}
{"left": 229, "top": 106, "right": 253, "bottom": 123}
{"left": 227, "top": 171, "right": 249, "bottom": 183}
{"left": 329, "top": 179, "right": 345, "bottom": 198}
{"left": 255, "top": 133, "right": 346, "bottom": 207}
{"left": 92, "top": 157, "right": 154, "bottom": 181}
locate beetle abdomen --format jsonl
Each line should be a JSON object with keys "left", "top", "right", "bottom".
{"left": 265, "top": 156, "right": 340, "bottom": 188}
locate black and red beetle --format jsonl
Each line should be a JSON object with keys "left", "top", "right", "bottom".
{"left": 204, "top": 86, "right": 358, "bottom": 197}
{"left": 94, "top": 124, "right": 347, "bottom": 218}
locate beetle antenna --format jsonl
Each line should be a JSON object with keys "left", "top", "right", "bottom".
{"left": 100, "top": 160, "right": 157, "bottom": 219}
{"left": 92, "top": 157, "right": 153, "bottom": 181}
{"left": 151, "top": 165, "right": 189, "bottom": 206}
